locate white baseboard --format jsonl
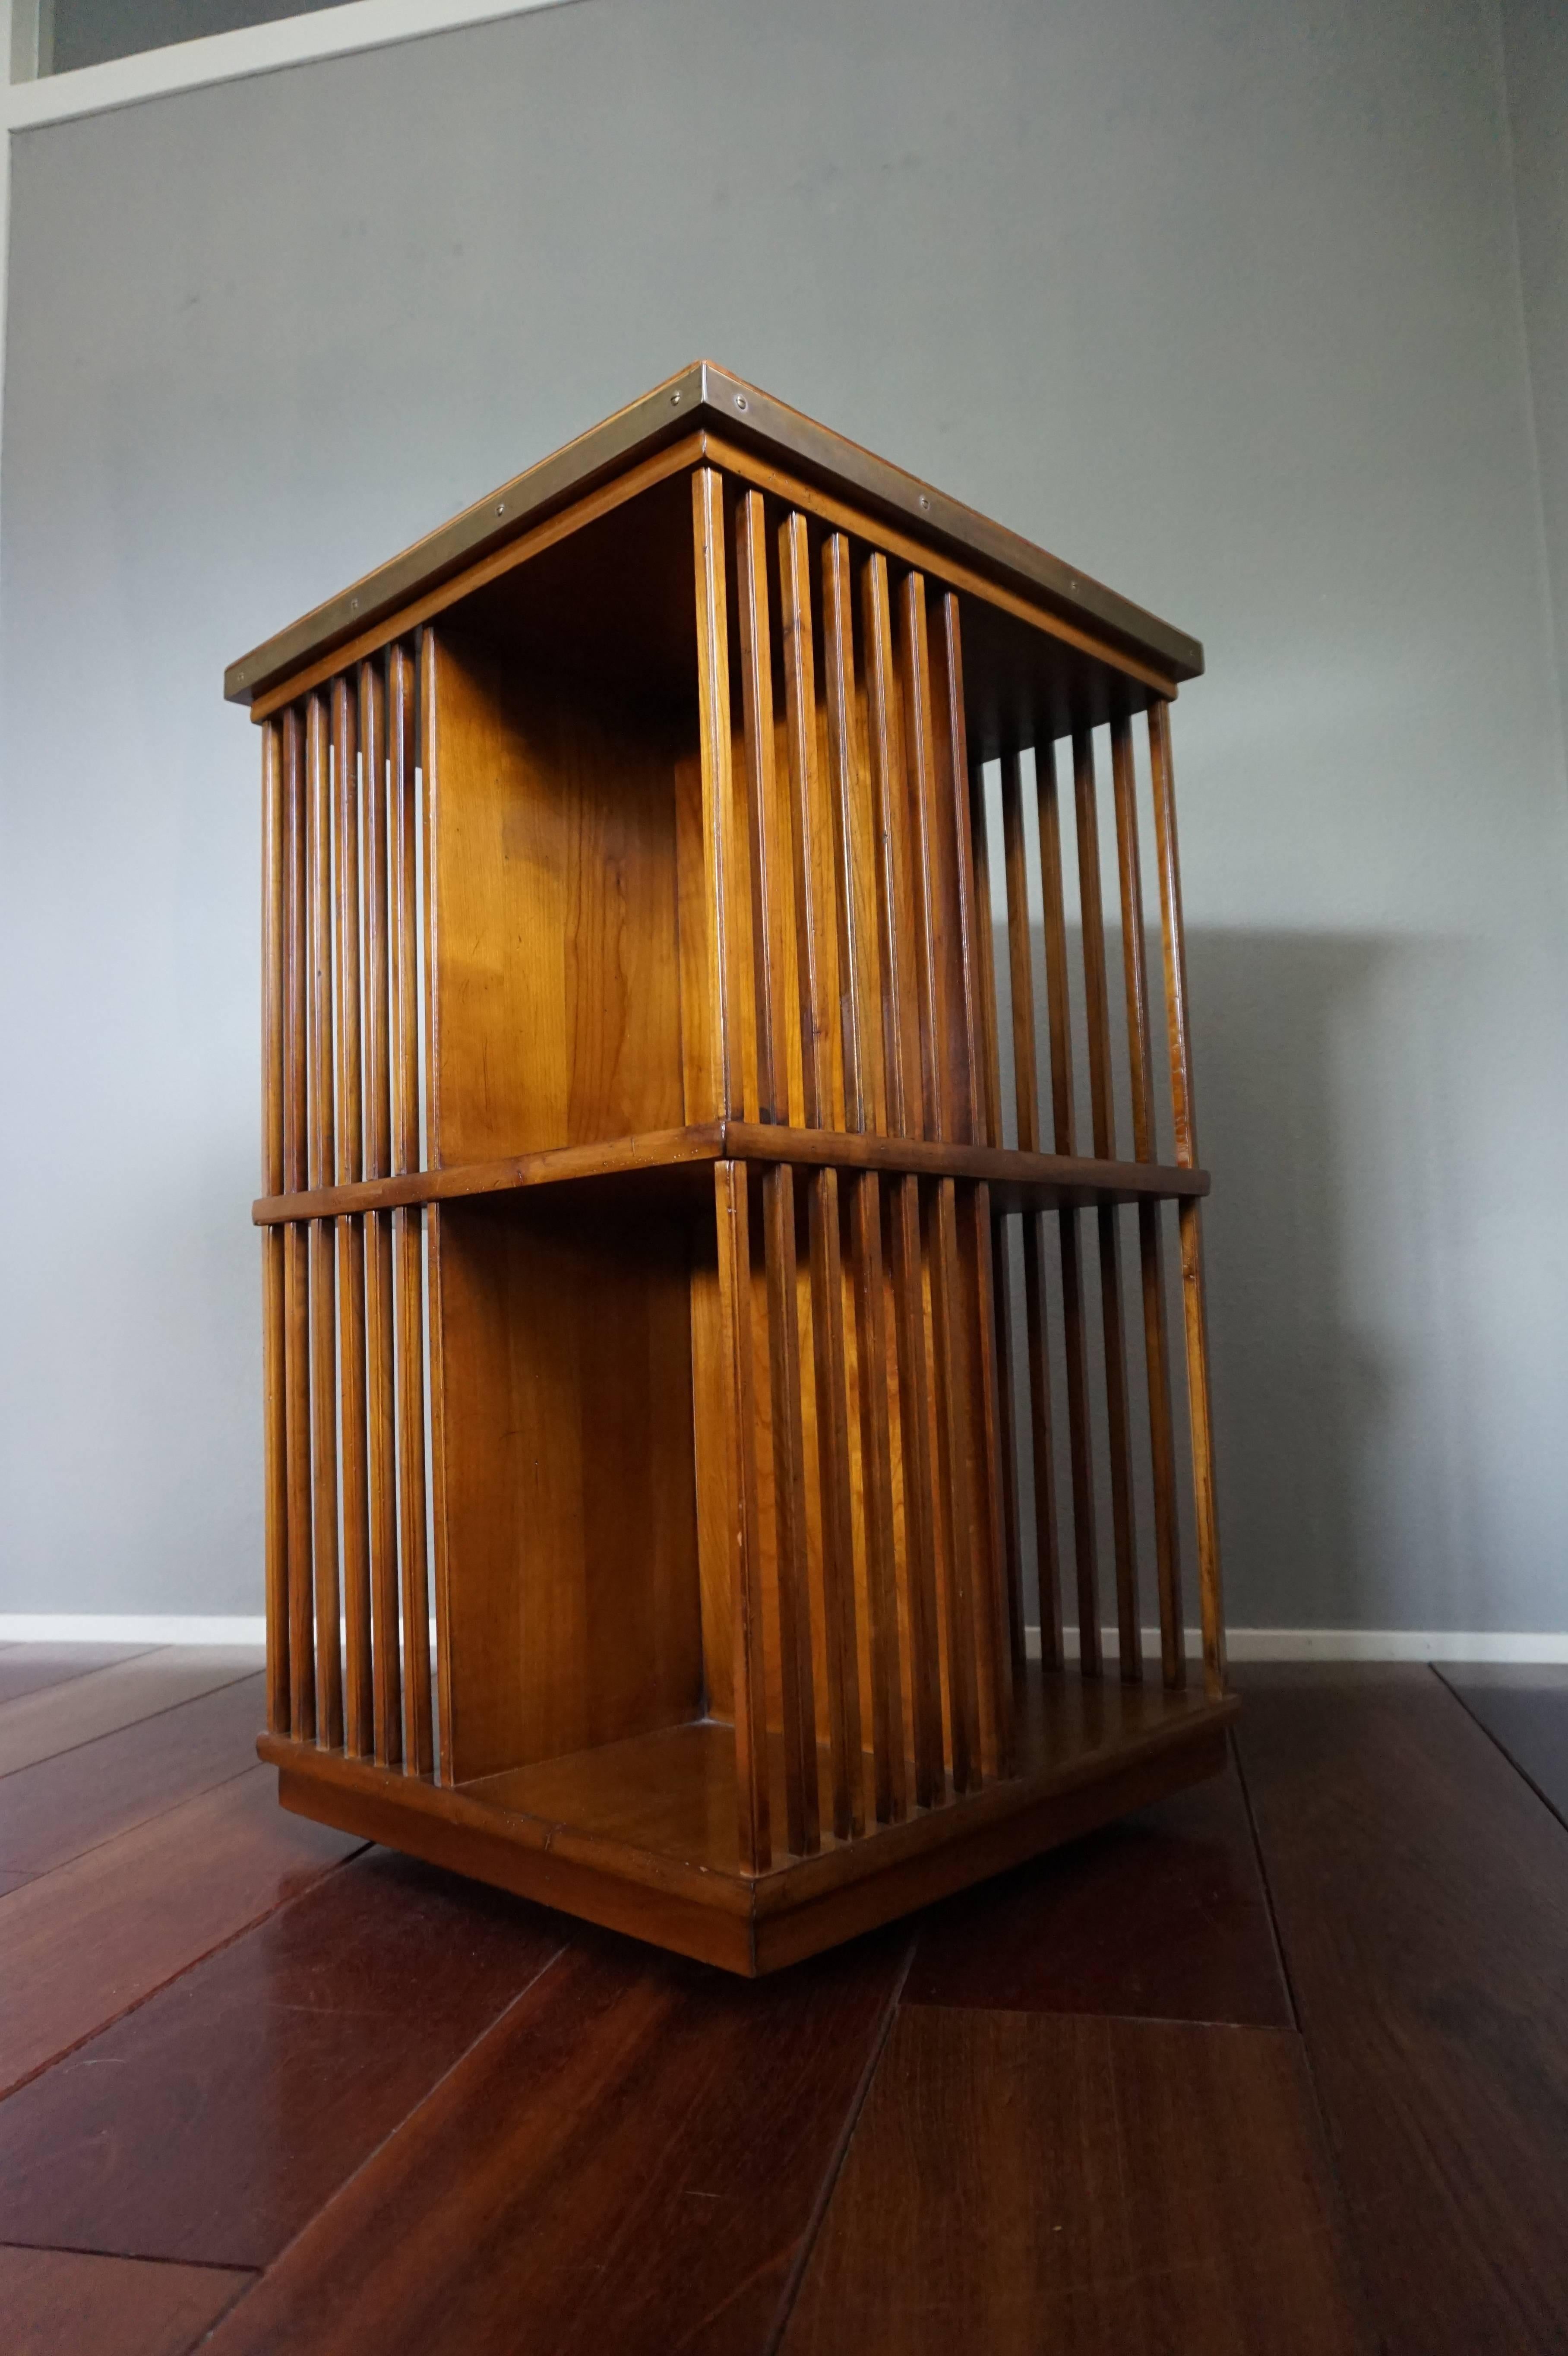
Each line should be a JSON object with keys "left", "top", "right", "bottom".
{"left": 0, "top": 1615, "right": 268, "bottom": 1645}
{"left": 1028, "top": 1624, "right": 1568, "bottom": 1664}
{"left": 2, "top": 1615, "right": 1566, "bottom": 1663}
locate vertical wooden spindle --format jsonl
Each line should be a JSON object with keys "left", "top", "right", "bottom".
{"left": 822, "top": 532, "right": 887, "bottom": 1134}
{"left": 305, "top": 691, "right": 344, "bottom": 1749}
{"left": 763, "top": 1161, "right": 820, "bottom": 1854}
{"left": 901, "top": 573, "right": 981, "bottom": 1787}
{"left": 999, "top": 749, "right": 1064, "bottom": 1674}
{"left": 391, "top": 641, "right": 433, "bottom": 1774}
{"left": 1112, "top": 710, "right": 1185, "bottom": 1688}
{"left": 822, "top": 531, "right": 903, "bottom": 1822}
{"left": 1148, "top": 698, "right": 1226, "bottom": 1693}
{"left": 781, "top": 510, "right": 862, "bottom": 1839}
{"left": 737, "top": 490, "right": 791, "bottom": 1124}
{"left": 360, "top": 658, "right": 402, "bottom": 1762}
{"left": 693, "top": 470, "right": 750, "bottom": 1123}
{"left": 716, "top": 1160, "right": 771, "bottom": 1871}
{"left": 864, "top": 553, "right": 944, "bottom": 1805}
{"left": 927, "top": 1175, "right": 981, "bottom": 1791}
{"left": 261, "top": 719, "right": 290, "bottom": 1735}
{"left": 281, "top": 706, "right": 315, "bottom": 1741}
{"left": 965, "top": 756, "right": 1027, "bottom": 1678}
{"left": 932, "top": 595, "right": 1015, "bottom": 1770}
{"left": 1037, "top": 737, "right": 1101, "bottom": 1678}
{"left": 1073, "top": 726, "right": 1141, "bottom": 1683}
{"left": 333, "top": 679, "right": 373, "bottom": 1758}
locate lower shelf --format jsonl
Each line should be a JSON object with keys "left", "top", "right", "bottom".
{"left": 259, "top": 1672, "right": 1238, "bottom": 1975}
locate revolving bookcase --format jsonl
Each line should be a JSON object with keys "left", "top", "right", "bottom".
{"left": 233, "top": 363, "right": 1233, "bottom": 1975}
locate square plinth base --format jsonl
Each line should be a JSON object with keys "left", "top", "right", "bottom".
{"left": 258, "top": 1675, "right": 1237, "bottom": 1976}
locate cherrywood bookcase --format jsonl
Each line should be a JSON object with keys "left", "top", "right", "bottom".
{"left": 231, "top": 364, "right": 1231, "bottom": 1974}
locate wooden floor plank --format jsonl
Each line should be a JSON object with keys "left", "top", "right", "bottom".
{"left": 0, "top": 1675, "right": 267, "bottom": 1878}
{"left": 781, "top": 2008, "right": 1369, "bottom": 2355}
{"left": 0, "top": 1767, "right": 362, "bottom": 2098}
{"left": 1, "top": 2242, "right": 251, "bottom": 2356}
{"left": 0, "top": 1647, "right": 264, "bottom": 1779}
{"left": 1438, "top": 1664, "right": 1568, "bottom": 1832}
{"left": 199, "top": 1926, "right": 907, "bottom": 2356}
{"left": 0, "top": 1646, "right": 159, "bottom": 1707}
{"left": 904, "top": 1744, "right": 1289, "bottom": 2024}
{"left": 0, "top": 1850, "right": 569, "bottom": 2268}
{"left": 1234, "top": 1664, "right": 1568, "bottom": 2355}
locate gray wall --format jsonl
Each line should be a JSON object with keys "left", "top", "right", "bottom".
{"left": 3, "top": 0, "right": 1565, "bottom": 1628}
{"left": 1504, "top": 0, "right": 1568, "bottom": 728}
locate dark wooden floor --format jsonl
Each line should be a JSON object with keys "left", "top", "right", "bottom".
{"left": 3, "top": 1647, "right": 1566, "bottom": 2354}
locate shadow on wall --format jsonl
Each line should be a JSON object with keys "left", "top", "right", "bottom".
{"left": 991, "top": 918, "right": 1481, "bottom": 1638}
{"left": 1189, "top": 926, "right": 1478, "bottom": 1633}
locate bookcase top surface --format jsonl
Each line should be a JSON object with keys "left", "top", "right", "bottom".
{"left": 224, "top": 360, "right": 1203, "bottom": 708}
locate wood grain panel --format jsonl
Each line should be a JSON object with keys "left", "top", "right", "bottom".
{"left": 0, "top": 1849, "right": 566, "bottom": 2267}
{"left": 197, "top": 1926, "right": 906, "bottom": 2356}
{"left": 0, "top": 1767, "right": 361, "bottom": 2098}
{"left": 0, "top": 1648, "right": 262, "bottom": 1780}
{"left": 0, "top": 2246, "right": 250, "bottom": 2356}
{"left": 0, "top": 1673, "right": 266, "bottom": 1878}
{"left": 425, "top": 628, "right": 686, "bottom": 1165}
{"left": 904, "top": 1744, "right": 1288, "bottom": 2024}
{"left": 0, "top": 1647, "right": 156, "bottom": 1708}
{"left": 1236, "top": 1665, "right": 1568, "bottom": 2354}
{"left": 432, "top": 1195, "right": 703, "bottom": 1785}
{"left": 781, "top": 2007, "right": 1369, "bottom": 2356}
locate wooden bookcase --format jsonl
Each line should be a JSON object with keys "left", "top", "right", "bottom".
{"left": 231, "top": 364, "right": 1232, "bottom": 1975}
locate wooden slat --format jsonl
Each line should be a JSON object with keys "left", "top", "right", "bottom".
{"left": 333, "top": 678, "right": 373, "bottom": 1759}
{"left": 850, "top": 1171, "right": 906, "bottom": 1824}
{"left": 1236, "top": 1665, "right": 1568, "bottom": 2353}
{"left": 0, "top": 1846, "right": 566, "bottom": 2270}
{"left": 714, "top": 1160, "right": 770, "bottom": 1872}
{"left": 0, "top": 1647, "right": 261, "bottom": 1780}
{"left": 897, "top": 572, "right": 944, "bottom": 1139}
{"left": 736, "top": 488, "right": 790, "bottom": 1124}
{"left": 0, "top": 1675, "right": 267, "bottom": 1878}
{"left": 194, "top": 1925, "right": 905, "bottom": 2356}
{"left": 965, "top": 761, "right": 1004, "bottom": 1150}
{"left": 1149, "top": 698, "right": 1226, "bottom": 1691}
{"left": 781, "top": 509, "right": 841, "bottom": 1131}
{"left": 764, "top": 1161, "right": 820, "bottom": 1856}
{"left": 1111, "top": 709, "right": 1184, "bottom": 1687}
{"left": 989, "top": 1215, "right": 1029, "bottom": 1669}
{"left": 0, "top": 1767, "right": 360, "bottom": 2100}
{"left": 904, "top": 1748, "right": 1290, "bottom": 2024}
{"left": 969, "top": 1178, "right": 1020, "bottom": 1758}
{"left": 927, "top": 1178, "right": 981, "bottom": 1792}
{"left": 780, "top": 2009, "right": 1368, "bottom": 2355}
{"left": 2, "top": 2247, "right": 250, "bottom": 2356}
{"left": 999, "top": 746, "right": 1062, "bottom": 1672}
{"left": 862, "top": 551, "right": 922, "bottom": 1139}
{"left": 360, "top": 657, "right": 402, "bottom": 1764}
{"left": 808, "top": 1168, "right": 863, "bottom": 1838}
{"left": 1037, "top": 737, "right": 1100, "bottom": 1677}
{"left": 821, "top": 530, "right": 884, "bottom": 1134}
{"left": 780, "top": 510, "right": 862, "bottom": 1839}
{"left": 692, "top": 468, "right": 748, "bottom": 1122}
{"left": 390, "top": 641, "right": 433, "bottom": 1776}
{"left": 1072, "top": 726, "right": 1141, "bottom": 1683}
{"left": 887, "top": 1174, "right": 945, "bottom": 1805}
{"left": 260, "top": 718, "right": 289, "bottom": 1735}
{"left": 281, "top": 706, "right": 315, "bottom": 1741}
{"left": 305, "top": 690, "right": 344, "bottom": 1751}
{"left": 932, "top": 592, "right": 985, "bottom": 1150}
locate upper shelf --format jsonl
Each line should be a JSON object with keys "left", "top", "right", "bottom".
{"left": 251, "top": 1122, "right": 1210, "bottom": 1226}
{"left": 224, "top": 361, "right": 1204, "bottom": 710}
